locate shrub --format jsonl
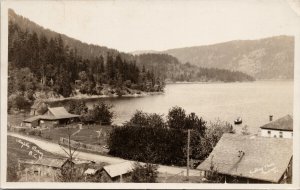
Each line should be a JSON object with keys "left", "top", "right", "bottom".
{"left": 167, "top": 106, "right": 186, "bottom": 130}
{"left": 28, "top": 129, "right": 41, "bottom": 136}
{"left": 68, "top": 100, "right": 88, "bottom": 115}
{"left": 10, "top": 95, "right": 31, "bottom": 110}
{"left": 18, "top": 128, "right": 26, "bottom": 133}
{"left": 131, "top": 162, "right": 158, "bottom": 183}
{"left": 129, "top": 110, "right": 165, "bottom": 128}
{"left": 82, "top": 101, "right": 113, "bottom": 124}
{"left": 108, "top": 125, "right": 187, "bottom": 166}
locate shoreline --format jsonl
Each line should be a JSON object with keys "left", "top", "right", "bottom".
{"left": 40, "top": 79, "right": 294, "bottom": 103}
{"left": 44, "top": 91, "right": 164, "bottom": 103}
{"left": 166, "top": 79, "right": 293, "bottom": 85}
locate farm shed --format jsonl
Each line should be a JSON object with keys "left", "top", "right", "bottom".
{"left": 101, "top": 161, "right": 135, "bottom": 182}
{"left": 23, "top": 116, "right": 41, "bottom": 128}
{"left": 18, "top": 158, "right": 70, "bottom": 182}
{"left": 197, "top": 133, "right": 293, "bottom": 183}
{"left": 23, "top": 107, "right": 80, "bottom": 128}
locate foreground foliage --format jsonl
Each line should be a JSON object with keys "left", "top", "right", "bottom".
{"left": 131, "top": 162, "right": 159, "bottom": 183}
{"left": 108, "top": 107, "right": 234, "bottom": 166}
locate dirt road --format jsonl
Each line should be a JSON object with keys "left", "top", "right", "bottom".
{"left": 8, "top": 132, "right": 201, "bottom": 176}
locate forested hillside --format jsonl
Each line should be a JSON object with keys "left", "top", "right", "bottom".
{"left": 136, "top": 54, "right": 255, "bottom": 82}
{"left": 8, "top": 12, "right": 164, "bottom": 111}
{"left": 8, "top": 9, "right": 256, "bottom": 111}
{"left": 8, "top": 9, "right": 132, "bottom": 61}
{"left": 164, "top": 36, "right": 294, "bottom": 79}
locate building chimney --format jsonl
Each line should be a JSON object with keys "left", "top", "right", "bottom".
{"left": 269, "top": 115, "right": 273, "bottom": 122}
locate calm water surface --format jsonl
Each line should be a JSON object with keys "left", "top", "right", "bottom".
{"left": 87, "top": 81, "right": 293, "bottom": 134}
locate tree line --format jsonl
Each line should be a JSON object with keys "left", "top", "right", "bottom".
{"left": 8, "top": 21, "right": 164, "bottom": 101}
{"left": 136, "top": 54, "right": 255, "bottom": 82}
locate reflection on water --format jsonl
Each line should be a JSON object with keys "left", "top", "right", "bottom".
{"left": 86, "top": 81, "right": 293, "bottom": 134}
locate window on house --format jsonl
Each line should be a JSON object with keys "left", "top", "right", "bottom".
{"left": 267, "top": 131, "right": 271, "bottom": 135}
{"left": 291, "top": 133, "right": 293, "bottom": 137}
{"left": 279, "top": 131, "right": 283, "bottom": 138}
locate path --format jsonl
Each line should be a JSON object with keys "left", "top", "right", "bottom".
{"left": 8, "top": 132, "right": 201, "bottom": 176}
{"left": 71, "top": 124, "right": 83, "bottom": 137}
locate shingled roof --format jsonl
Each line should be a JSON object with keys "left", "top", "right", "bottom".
{"left": 24, "top": 107, "right": 80, "bottom": 123}
{"left": 46, "top": 107, "right": 80, "bottom": 119}
{"left": 103, "top": 161, "right": 135, "bottom": 178}
{"left": 20, "top": 158, "right": 67, "bottom": 168}
{"left": 260, "top": 115, "right": 293, "bottom": 131}
{"left": 197, "top": 133, "right": 292, "bottom": 183}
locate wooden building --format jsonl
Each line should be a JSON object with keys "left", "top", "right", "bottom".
{"left": 30, "top": 100, "right": 48, "bottom": 116}
{"left": 18, "top": 158, "right": 91, "bottom": 182}
{"left": 197, "top": 133, "right": 293, "bottom": 183}
{"left": 100, "top": 161, "right": 135, "bottom": 182}
{"left": 260, "top": 115, "right": 293, "bottom": 139}
{"left": 23, "top": 107, "right": 80, "bottom": 128}
{"left": 18, "top": 158, "right": 71, "bottom": 182}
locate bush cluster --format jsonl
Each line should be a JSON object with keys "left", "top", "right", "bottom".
{"left": 108, "top": 107, "right": 234, "bottom": 166}
{"left": 108, "top": 106, "right": 207, "bottom": 166}
{"left": 108, "top": 125, "right": 187, "bottom": 166}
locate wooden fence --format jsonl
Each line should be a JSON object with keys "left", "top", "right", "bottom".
{"left": 59, "top": 137, "right": 108, "bottom": 153}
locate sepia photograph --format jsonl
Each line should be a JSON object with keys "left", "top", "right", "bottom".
{"left": 0, "top": 0, "right": 299, "bottom": 189}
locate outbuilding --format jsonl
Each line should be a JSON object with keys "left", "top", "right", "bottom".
{"left": 100, "top": 161, "right": 135, "bottom": 182}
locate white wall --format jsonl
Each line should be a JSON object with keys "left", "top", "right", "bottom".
{"left": 261, "top": 129, "right": 293, "bottom": 139}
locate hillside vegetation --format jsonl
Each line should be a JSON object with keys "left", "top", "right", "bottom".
{"left": 136, "top": 53, "right": 254, "bottom": 82}
{"left": 164, "top": 36, "right": 294, "bottom": 79}
{"left": 8, "top": 9, "right": 256, "bottom": 109}
{"left": 8, "top": 10, "right": 164, "bottom": 110}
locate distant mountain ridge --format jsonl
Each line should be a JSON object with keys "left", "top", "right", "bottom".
{"left": 163, "top": 36, "right": 294, "bottom": 79}
{"left": 133, "top": 36, "right": 294, "bottom": 80}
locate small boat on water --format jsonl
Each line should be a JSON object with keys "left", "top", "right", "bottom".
{"left": 234, "top": 117, "right": 242, "bottom": 125}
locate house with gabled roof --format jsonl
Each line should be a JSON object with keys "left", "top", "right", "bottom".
{"left": 260, "top": 115, "right": 293, "bottom": 139}
{"left": 197, "top": 133, "right": 292, "bottom": 183}
{"left": 23, "top": 107, "right": 80, "bottom": 128}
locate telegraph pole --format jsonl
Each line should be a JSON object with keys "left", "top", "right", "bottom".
{"left": 186, "top": 129, "right": 190, "bottom": 181}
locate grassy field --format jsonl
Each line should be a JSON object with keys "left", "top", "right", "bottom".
{"left": 7, "top": 136, "right": 65, "bottom": 182}
{"left": 39, "top": 124, "right": 112, "bottom": 146}
{"left": 8, "top": 113, "right": 30, "bottom": 126}
{"left": 7, "top": 113, "right": 113, "bottom": 147}
{"left": 72, "top": 124, "right": 112, "bottom": 145}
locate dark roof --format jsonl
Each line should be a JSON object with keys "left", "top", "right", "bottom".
{"left": 23, "top": 115, "right": 41, "bottom": 123}
{"left": 197, "top": 133, "right": 292, "bottom": 183}
{"left": 24, "top": 107, "right": 80, "bottom": 122}
{"left": 260, "top": 115, "right": 293, "bottom": 131}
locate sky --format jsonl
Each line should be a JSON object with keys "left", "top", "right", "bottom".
{"left": 5, "top": 0, "right": 300, "bottom": 53}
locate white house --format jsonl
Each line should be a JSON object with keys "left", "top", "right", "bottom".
{"left": 260, "top": 115, "right": 293, "bottom": 139}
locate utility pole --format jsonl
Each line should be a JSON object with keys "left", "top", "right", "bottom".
{"left": 187, "top": 129, "right": 190, "bottom": 181}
